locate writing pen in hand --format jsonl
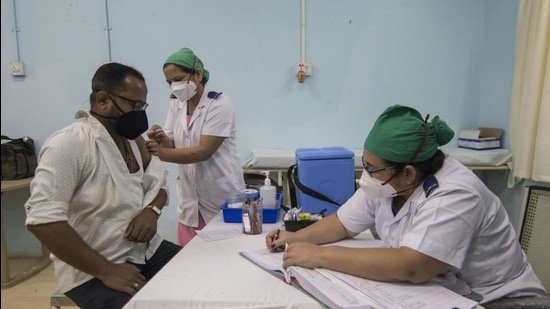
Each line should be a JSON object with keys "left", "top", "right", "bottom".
{"left": 271, "top": 229, "right": 284, "bottom": 252}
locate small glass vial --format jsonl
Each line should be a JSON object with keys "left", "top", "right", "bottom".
{"left": 242, "top": 197, "right": 263, "bottom": 235}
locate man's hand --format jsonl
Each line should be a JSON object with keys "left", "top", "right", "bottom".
{"left": 98, "top": 262, "right": 146, "bottom": 296}
{"left": 124, "top": 210, "right": 157, "bottom": 243}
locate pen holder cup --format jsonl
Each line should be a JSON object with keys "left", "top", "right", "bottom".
{"left": 221, "top": 193, "right": 282, "bottom": 223}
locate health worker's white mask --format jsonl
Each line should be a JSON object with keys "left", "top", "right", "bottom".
{"left": 170, "top": 80, "right": 197, "bottom": 102}
{"left": 359, "top": 170, "right": 397, "bottom": 198}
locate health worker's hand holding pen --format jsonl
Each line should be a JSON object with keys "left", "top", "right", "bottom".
{"left": 266, "top": 228, "right": 288, "bottom": 252}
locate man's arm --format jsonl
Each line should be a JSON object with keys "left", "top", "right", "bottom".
{"left": 27, "top": 222, "right": 146, "bottom": 295}
{"left": 135, "top": 136, "right": 151, "bottom": 170}
{"left": 124, "top": 153, "right": 169, "bottom": 242}
{"left": 124, "top": 188, "right": 167, "bottom": 243}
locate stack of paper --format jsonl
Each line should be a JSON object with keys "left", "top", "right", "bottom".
{"left": 240, "top": 238, "right": 479, "bottom": 309}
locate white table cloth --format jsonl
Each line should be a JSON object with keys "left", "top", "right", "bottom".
{"left": 123, "top": 213, "right": 324, "bottom": 309}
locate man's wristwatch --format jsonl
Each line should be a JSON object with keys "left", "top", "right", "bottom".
{"left": 145, "top": 205, "right": 162, "bottom": 219}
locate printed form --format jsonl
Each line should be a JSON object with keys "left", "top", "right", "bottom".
{"left": 240, "top": 238, "right": 479, "bottom": 309}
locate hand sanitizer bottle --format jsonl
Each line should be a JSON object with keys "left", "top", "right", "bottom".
{"left": 259, "top": 171, "right": 277, "bottom": 208}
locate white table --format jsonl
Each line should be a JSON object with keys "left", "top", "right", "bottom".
{"left": 123, "top": 212, "right": 324, "bottom": 309}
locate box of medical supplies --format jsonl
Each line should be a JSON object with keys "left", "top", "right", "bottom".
{"left": 458, "top": 128, "right": 503, "bottom": 150}
{"left": 284, "top": 219, "right": 319, "bottom": 232}
{"left": 294, "top": 147, "right": 355, "bottom": 216}
{"left": 221, "top": 193, "right": 282, "bottom": 223}
{"left": 284, "top": 208, "right": 326, "bottom": 232}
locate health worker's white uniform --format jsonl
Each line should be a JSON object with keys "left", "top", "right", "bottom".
{"left": 337, "top": 156, "right": 547, "bottom": 303}
{"left": 164, "top": 89, "right": 245, "bottom": 227}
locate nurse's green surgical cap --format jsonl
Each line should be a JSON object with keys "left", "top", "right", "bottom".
{"left": 364, "top": 105, "right": 454, "bottom": 163}
{"left": 164, "top": 47, "right": 210, "bottom": 82}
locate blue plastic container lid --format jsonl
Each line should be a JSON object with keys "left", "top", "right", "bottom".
{"left": 295, "top": 147, "right": 354, "bottom": 160}
{"left": 244, "top": 189, "right": 260, "bottom": 199}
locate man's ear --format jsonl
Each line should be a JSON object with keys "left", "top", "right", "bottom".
{"left": 95, "top": 91, "right": 110, "bottom": 107}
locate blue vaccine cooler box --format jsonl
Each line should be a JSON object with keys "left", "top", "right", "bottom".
{"left": 295, "top": 147, "right": 355, "bottom": 216}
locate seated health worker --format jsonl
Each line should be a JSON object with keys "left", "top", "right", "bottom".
{"left": 266, "top": 105, "right": 547, "bottom": 304}
{"left": 25, "top": 62, "right": 181, "bottom": 309}
{"left": 147, "top": 47, "right": 245, "bottom": 247}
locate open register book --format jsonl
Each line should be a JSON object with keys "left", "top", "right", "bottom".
{"left": 240, "top": 238, "right": 479, "bottom": 309}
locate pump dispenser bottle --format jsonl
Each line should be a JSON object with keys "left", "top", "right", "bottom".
{"left": 259, "top": 171, "right": 277, "bottom": 208}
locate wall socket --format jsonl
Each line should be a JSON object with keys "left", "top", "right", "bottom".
{"left": 10, "top": 62, "right": 25, "bottom": 76}
{"left": 295, "top": 62, "right": 312, "bottom": 76}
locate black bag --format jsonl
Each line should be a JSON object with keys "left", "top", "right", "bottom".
{"left": 1, "top": 135, "right": 38, "bottom": 180}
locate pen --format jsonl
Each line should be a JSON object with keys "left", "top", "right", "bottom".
{"left": 271, "top": 229, "right": 282, "bottom": 251}
{"left": 274, "top": 229, "right": 280, "bottom": 242}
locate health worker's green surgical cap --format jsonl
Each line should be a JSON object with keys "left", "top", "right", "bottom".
{"left": 364, "top": 105, "right": 454, "bottom": 163}
{"left": 164, "top": 48, "right": 210, "bottom": 82}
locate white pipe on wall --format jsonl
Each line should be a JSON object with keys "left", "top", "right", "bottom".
{"left": 300, "top": 0, "right": 306, "bottom": 63}
{"left": 104, "top": 0, "right": 112, "bottom": 61}
{"left": 11, "top": 0, "right": 21, "bottom": 62}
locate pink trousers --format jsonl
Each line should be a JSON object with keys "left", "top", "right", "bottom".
{"left": 177, "top": 212, "right": 206, "bottom": 247}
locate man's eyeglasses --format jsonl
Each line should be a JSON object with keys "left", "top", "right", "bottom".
{"left": 362, "top": 156, "right": 398, "bottom": 176}
{"left": 108, "top": 93, "right": 149, "bottom": 111}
